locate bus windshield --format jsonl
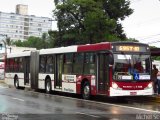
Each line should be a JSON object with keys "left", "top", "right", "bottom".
{"left": 113, "top": 53, "right": 151, "bottom": 81}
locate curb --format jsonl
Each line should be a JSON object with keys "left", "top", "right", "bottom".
{"left": 0, "top": 80, "right": 5, "bottom": 83}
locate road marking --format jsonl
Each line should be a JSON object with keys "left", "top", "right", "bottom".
{"left": 0, "top": 86, "right": 8, "bottom": 89}
{"left": 26, "top": 90, "right": 160, "bottom": 113}
{"left": 76, "top": 112, "right": 100, "bottom": 118}
{"left": 12, "top": 97, "right": 25, "bottom": 102}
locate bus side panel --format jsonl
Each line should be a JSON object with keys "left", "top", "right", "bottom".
{"left": 30, "top": 51, "right": 39, "bottom": 89}
{"left": 5, "top": 73, "right": 15, "bottom": 86}
{"left": 5, "top": 73, "right": 25, "bottom": 87}
{"left": 17, "top": 73, "right": 25, "bottom": 87}
{"left": 62, "top": 74, "right": 76, "bottom": 93}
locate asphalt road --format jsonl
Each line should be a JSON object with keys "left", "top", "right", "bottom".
{"left": 0, "top": 83, "right": 160, "bottom": 120}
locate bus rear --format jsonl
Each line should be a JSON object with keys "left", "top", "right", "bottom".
{"left": 110, "top": 42, "right": 153, "bottom": 96}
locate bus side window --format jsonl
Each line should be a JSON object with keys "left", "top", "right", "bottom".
{"left": 73, "top": 53, "right": 84, "bottom": 74}
{"left": 6, "top": 59, "right": 9, "bottom": 72}
{"left": 40, "top": 56, "right": 46, "bottom": 73}
{"left": 63, "top": 53, "right": 73, "bottom": 74}
{"left": 19, "top": 58, "right": 23, "bottom": 72}
{"left": 84, "top": 53, "right": 95, "bottom": 75}
{"left": 46, "top": 55, "right": 54, "bottom": 73}
{"left": 14, "top": 58, "right": 19, "bottom": 72}
{"left": 10, "top": 58, "right": 14, "bottom": 72}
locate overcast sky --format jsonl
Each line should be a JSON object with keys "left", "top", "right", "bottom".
{"left": 122, "top": 0, "right": 160, "bottom": 47}
{"left": 0, "top": 0, "right": 160, "bottom": 47}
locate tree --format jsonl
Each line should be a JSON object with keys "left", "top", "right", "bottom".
{"left": 102, "top": 0, "right": 133, "bottom": 39}
{"left": 54, "top": 0, "right": 118, "bottom": 45}
{"left": 13, "top": 36, "right": 44, "bottom": 49}
{"left": 53, "top": 0, "right": 133, "bottom": 45}
{"left": 48, "top": 30, "right": 59, "bottom": 47}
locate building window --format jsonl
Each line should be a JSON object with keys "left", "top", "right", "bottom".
{"left": 38, "top": 28, "right": 42, "bottom": 32}
{"left": 10, "top": 16, "right": 15, "bottom": 18}
{"left": 38, "top": 24, "right": 41, "bottom": 27}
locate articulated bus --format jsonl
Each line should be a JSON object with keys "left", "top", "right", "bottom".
{"left": 5, "top": 42, "right": 153, "bottom": 99}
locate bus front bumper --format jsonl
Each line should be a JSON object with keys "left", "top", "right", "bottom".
{"left": 109, "top": 87, "right": 153, "bottom": 96}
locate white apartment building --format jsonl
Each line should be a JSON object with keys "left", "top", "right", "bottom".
{"left": 0, "top": 4, "right": 52, "bottom": 41}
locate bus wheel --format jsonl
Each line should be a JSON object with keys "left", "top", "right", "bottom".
{"left": 82, "top": 82, "right": 90, "bottom": 100}
{"left": 14, "top": 77, "right": 19, "bottom": 89}
{"left": 46, "top": 79, "right": 51, "bottom": 94}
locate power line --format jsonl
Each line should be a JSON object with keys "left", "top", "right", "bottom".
{"left": 147, "top": 40, "right": 160, "bottom": 44}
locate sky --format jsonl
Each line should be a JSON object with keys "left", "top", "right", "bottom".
{"left": 0, "top": 0, "right": 160, "bottom": 47}
{"left": 122, "top": 0, "right": 160, "bottom": 47}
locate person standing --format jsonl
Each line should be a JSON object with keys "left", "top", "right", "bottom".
{"left": 152, "top": 65, "right": 158, "bottom": 94}
{"left": 157, "top": 72, "right": 160, "bottom": 95}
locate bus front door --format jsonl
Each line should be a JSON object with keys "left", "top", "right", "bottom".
{"left": 97, "top": 53, "right": 109, "bottom": 94}
{"left": 55, "top": 54, "right": 63, "bottom": 89}
{"left": 24, "top": 57, "right": 30, "bottom": 85}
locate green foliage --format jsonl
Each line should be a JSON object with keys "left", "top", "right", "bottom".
{"left": 53, "top": 0, "right": 133, "bottom": 46}
{"left": 12, "top": 33, "right": 56, "bottom": 49}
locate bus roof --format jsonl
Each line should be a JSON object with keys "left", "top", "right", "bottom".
{"left": 39, "top": 45, "right": 78, "bottom": 55}
{"left": 7, "top": 51, "right": 31, "bottom": 58}
{"left": 77, "top": 42, "right": 111, "bottom": 52}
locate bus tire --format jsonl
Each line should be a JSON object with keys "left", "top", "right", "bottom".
{"left": 45, "top": 79, "right": 51, "bottom": 94}
{"left": 82, "top": 82, "right": 90, "bottom": 100}
{"left": 14, "top": 77, "right": 19, "bottom": 89}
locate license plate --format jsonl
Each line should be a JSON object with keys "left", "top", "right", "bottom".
{"left": 130, "top": 92, "right": 137, "bottom": 95}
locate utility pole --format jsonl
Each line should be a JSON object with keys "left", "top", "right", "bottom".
{"left": 0, "top": 34, "right": 7, "bottom": 55}
{"left": 0, "top": 34, "right": 7, "bottom": 80}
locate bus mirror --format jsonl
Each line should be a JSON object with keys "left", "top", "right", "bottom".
{"left": 109, "top": 54, "right": 114, "bottom": 65}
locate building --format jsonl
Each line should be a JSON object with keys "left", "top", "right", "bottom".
{"left": 0, "top": 4, "right": 52, "bottom": 41}
{"left": 16, "top": 4, "right": 28, "bottom": 15}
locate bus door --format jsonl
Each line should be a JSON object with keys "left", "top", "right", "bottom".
{"left": 24, "top": 57, "right": 30, "bottom": 85}
{"left": 97, "top": 53, "right": 110, "bottom": 94}
{"left": 55, "top": 54, "right": 63, "bottom": 89}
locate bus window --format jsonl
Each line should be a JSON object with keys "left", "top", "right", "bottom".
{"left": 63, "top": 53, "right": 73, "bottom": 74}
{"left": 73, "top": 53, "right": 84, "bottom": 74}
{"left": 19, "top": 58, "right": 23, "bottom": 72}
{"left": 40, "top": 56, "right": 46, "bottom": 73}
{"left": 84, "top": 53, "right": 95, "bottom": 75}
{"left": 10, "top": 58, "right": 14, "bottom": 72}
{"left": 46, "top": 55, "right": 54, "bottom": 73}
{"left": 6, "top": 59, "right": 10, "bottom": 72}
{"left": 14, "top": 58, "right": 19, "bottom": 72}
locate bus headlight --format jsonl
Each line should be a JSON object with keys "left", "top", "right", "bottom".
{"left": 112, "top": 82, "right": 118, "bottom": 89}
{"left": 145, "top": 82, "right": 152, "bottom": 89}
{"left": 148, "top": 83, "right": 152, "bottom": 88}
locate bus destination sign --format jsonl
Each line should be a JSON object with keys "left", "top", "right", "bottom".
{"left": 118, "top": 46, "right": 140, "bottom": 52}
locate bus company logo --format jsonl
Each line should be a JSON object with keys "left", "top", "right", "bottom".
{"left": 64, "top": 75, "right": 75, "bottom": 82}
{"left": 123, "top": 86, "right": 142, "bottom": 89}
{"left": 123, "top": 86, "right": 132, "bottom": 88}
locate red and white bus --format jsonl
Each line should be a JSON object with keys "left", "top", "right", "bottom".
{"left": 5, "top": 42, "right": 153, "bottom": 99}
